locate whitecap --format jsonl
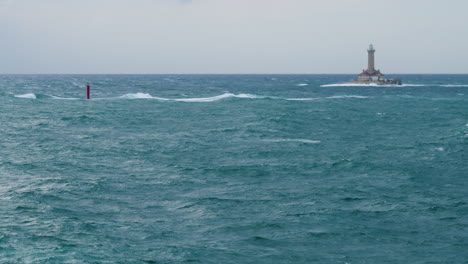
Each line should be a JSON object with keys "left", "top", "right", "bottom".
{"left": 235, "top": 93, "right": 263, "bottom": 99}
{"left": 327, "top": 95, "right": 369, "bottom": 99}
{"left": 264, "top": 139, "right": 321, "bottom": 144}
{"left": 286, "top": 98, "right": 319, "bottom": 101}
{"left": 51, "top": 96, "right": 80, "bottom": 100}
{"left": 321, "top": 83, "right": 381, "bottom": 87}
{"left": 119, "top": 93, "right": 155, "bottom": 99}
{"left": 14, "top": 93, "right": 36, "bottom": 99}
{"left": 94, "top": 92, "right": 370, "bottom": 102}
{"left": 398, "top": 84, "right": 426, "bottom": 87}
{"left": 99, "top": 92, "right": 262, "bottom": 102}
{"left": 174, "top": 93, "right": 236, "bottom": 102}
{"left": 174, "top": 93, "right": 260, "bottom": 102}
{"left": 297, "top": 83, "right": 309, "bottom": 86}
{"left": 440, "top": 84, "right": 468, "bottom": 87}
{"left": 321, "top": 83, "right": 425, "bottom": 87}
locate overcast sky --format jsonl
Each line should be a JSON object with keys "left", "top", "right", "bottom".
{"left": 1, "top": 0, "right": 467, "bottom": 74}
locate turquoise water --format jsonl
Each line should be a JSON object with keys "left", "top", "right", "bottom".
{"left": 0, "top": 74, "right": 467, "bottom": 263}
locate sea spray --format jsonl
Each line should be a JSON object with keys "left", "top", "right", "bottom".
{"left": 14, "top": 93, "right": 37, "bottom": 99}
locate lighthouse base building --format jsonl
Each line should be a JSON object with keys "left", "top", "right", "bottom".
{"left": 358, "top": 70, "right": 385, "bottom": 82}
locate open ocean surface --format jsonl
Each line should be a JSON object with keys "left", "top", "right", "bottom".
{"left": 0, "top": 74, "right": 467, "bottom": 263}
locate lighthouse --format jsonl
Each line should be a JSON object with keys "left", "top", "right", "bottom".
{"left": 358, "top": 44, "right": 384, "bottom": 82}
{"left": 337, "top": 44, "right": 402, "bottom": 85}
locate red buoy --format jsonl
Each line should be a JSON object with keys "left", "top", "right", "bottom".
{"left": 87, "top": 84, "right": 91, "bottom": 99}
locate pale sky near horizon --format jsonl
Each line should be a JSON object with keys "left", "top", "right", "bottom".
{"left": 1, "top": 0, "right": 467, "bottom": 74}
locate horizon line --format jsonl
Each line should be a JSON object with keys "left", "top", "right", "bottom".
{"left": 1, "top": 73, "right": 468, "bottom": 75}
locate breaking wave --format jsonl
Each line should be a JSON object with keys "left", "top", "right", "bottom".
{"left": 10, "top": 92, "right": 373, "bottom": 102}
{"left": 117, "top": 93, "right": 263, "bottom": 102}
{"left": 286, "top": 98, "right": 320, "bottom": 101}
{"left": 119, "top": 93, "right": 161, "bottom": 99}
{"left": 440, "top": 84, "right": 468, "bottom": 87}
{"left": 326, "top": 95, "right": 369, "bottom": 99}
{"left": 50, "top": 96, "right": 80, "bottom": 100}
{"left": 321, "top": 83, "right": 425, "bottom": 87}
{"left": 322, "top": 83, "right": 468, "bottom": 87}
{"left": 264, "top": 139, "right": 321, "bottom": 144}
{"left": 14, "top": 93, "right": 37, "bottom": 99}
{"left": 116, "top": 93, "right": 367, "bottom": 102}
{"left": 174, "top": 93, "right": 261, "bottom": 102}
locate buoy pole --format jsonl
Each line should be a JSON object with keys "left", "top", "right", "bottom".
{"left": 87, "top": 84, "right": 91, "bottom": 99}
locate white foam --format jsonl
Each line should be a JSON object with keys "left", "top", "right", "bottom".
{"left": 297, "top": 83, "right": 309, "bottom": 86}
{"left": 14, "top": 93, "right": 36, "bottom": 99}
{"left": 321, "top": 83, "right": 381, "bottom": 87}
{"left": 235, "top": 93, "right": 263, "bottom": 99}
{"left": 152, "top": 96, "right": 171, "bottom": 101}
{"left": 174, "top": 93, "right": 260, "bottom": 102}
{"left": 119, "top": 93, "right": 155, "bottom": 99}
{"left": 435, "top": 147, "right": 444, "bottom": 152}
{"left": 43, "top": 92, "right": 378, "bottom": 102}
{"left": 175, "top": 93, "right": 235, "bottom": 102}
{"left": 397, "top": 84, "right": 426, "bottom": 87}
{"left": 51, "top": 96, "right": 80, "bottom": 100}
{"left": 265, "top": 139, "right": 321, "bottom": 144}
{"left": 440, "top": 84, "right": 468, "bottom": 87}
{"left": 321, "top": 83, "right": 425, "bottom": 87}
{"left": 287, "top": 98, "right": 319, "bottom": 101}
{"left": 327, "top": 95, "right": 369, "bottom": 99}
{"left": 95, "top": 92, "right": 262, "bottom": 102}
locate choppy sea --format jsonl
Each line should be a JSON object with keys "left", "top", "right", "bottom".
{"left": 0, "top": 74, "right": 467, "bottom": 263}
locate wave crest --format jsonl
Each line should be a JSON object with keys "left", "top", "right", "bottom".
{"left": 51, "top": 96, "right": 80, "bottom": 100}
{"left": 119, "top": 93, "right": 155, "bottom": 99}
{"left": 264, "top": 139, "right": 321, "bottom": 144}
{"left": 174, "top": 93, "right": 261, "bottom": 102}
{"left": 327, "top": 95, "right": 369, "bottom": 99}
{"left": 321, "top": 83, "right": 468, "bottom": 87}
{"left": 15, "top": 93, "right": 37, "bottom": 99}
{"left": 10, "top": 92, "right": 372, "bottom": 102}
{"left": 440, "top": 84, "right": 468, "bottom": 87}
{"left": 321, "top": 83, "right": 425, "bottom": 87}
